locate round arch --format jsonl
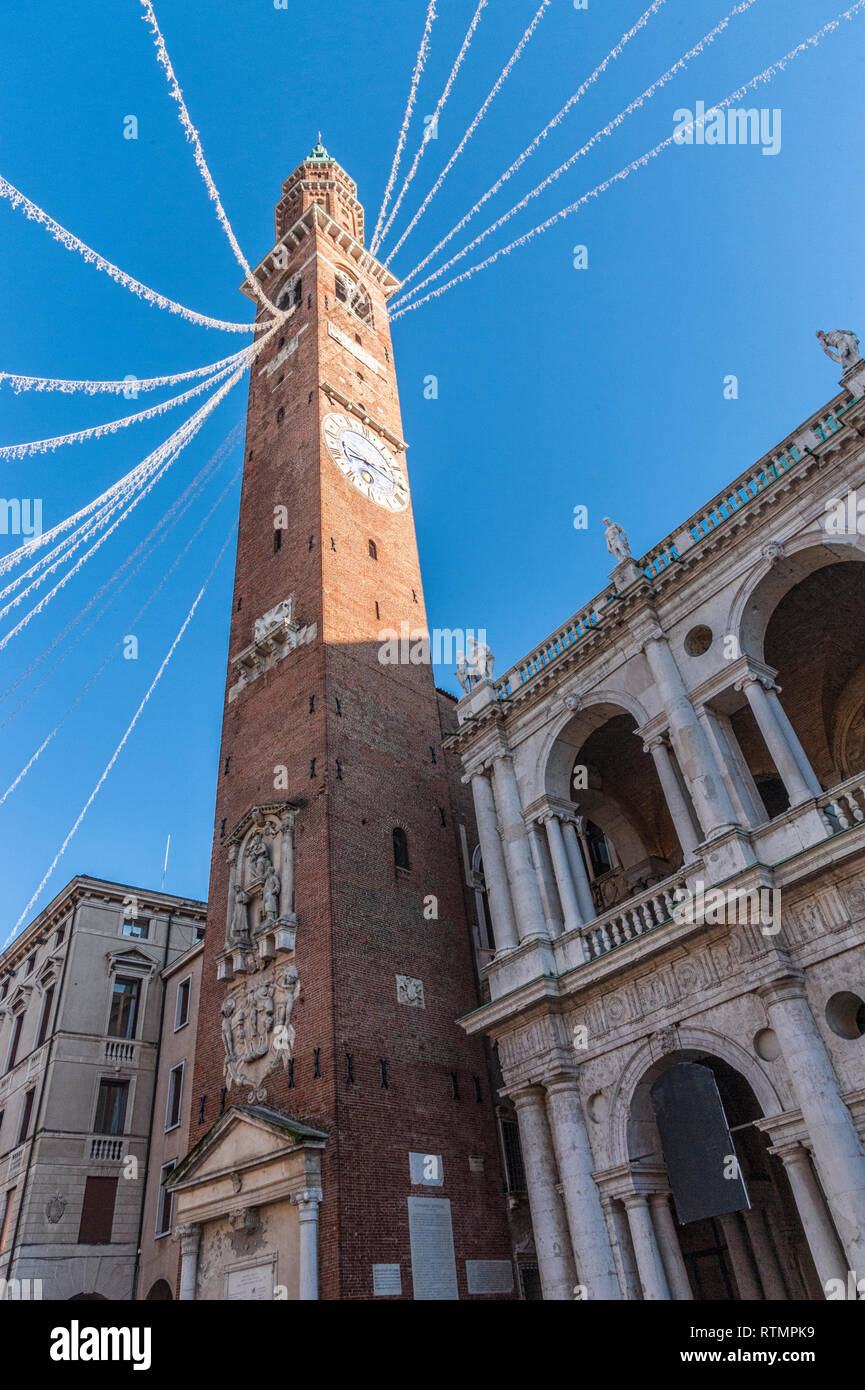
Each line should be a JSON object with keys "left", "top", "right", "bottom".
{"left": 539, "top": 687, "right": 653, "bottom": 806}
{"left": 145, "top": 1278, "right": 173, "bottom": 1301}
{"left": 728, "top": 533, "right": 865, "bottom": 662}
{"left": 608, "top": 1025, "right": 785, "bottom": 1168}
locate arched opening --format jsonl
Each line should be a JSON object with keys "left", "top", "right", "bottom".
{"left": 68, "top": 1292, "right": 108, "bottom": 1301}
{"left": 145, "top": 1278, "right": 173, "bottom": 1301}
{"left": 624, "top": 1050, "right": 821, "bottom": 1300}
{"left": 550, "top": 705, "right": 694, "bottom": 914}
{"left": 730, "top": 550, "right": 865, "bottom": 816}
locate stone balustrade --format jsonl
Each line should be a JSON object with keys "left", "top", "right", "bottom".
{"left": 572, "top": 868, "right": 692, "bottom": 963}
{"left": 820, "top": 773, "right": 865, "bottom": 833}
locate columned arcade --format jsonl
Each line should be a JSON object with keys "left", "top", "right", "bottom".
{"left": 449, "top": 342, "right": 865, "bottom": 1299}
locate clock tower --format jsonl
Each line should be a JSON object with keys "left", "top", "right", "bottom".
{"left": 174, "top": 144, "right": 517, "bottom": 1301}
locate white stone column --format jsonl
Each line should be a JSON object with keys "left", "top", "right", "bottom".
{"left": 175, "top": 1223, "right": 201, "bottom": 1301}
{"left": 527, "top": 822, "right": 564, "bottom": 938}
{"left": 759, "top": 977, "right": 865, "bottom": 1273}
{"left": 696, "top": 706, "right": 768, "bottom": 829}
{"left": 280, "top": 814, "right": 295, "bottom": 918}
{"left": 743, "top": 1206, "right": 788, "bottom": 1300}
{"left": 769, "top": 688, "right": 822, "bottom": 797}
{"left": 601, "top": 1196, "right": 641, "bottom": 1300}
{"left": 772, "top": 1143, "right": 847, "bottom": 1290}
{"left": 292, "top": 1188, "right": 322, "bottom": 1301}
{"left": 541, "top": 815, "right": 583, "bottom": 934}
{"left": 623, "top": 1193, "right": 670, "bottom": 1300}
{"left": 719, "top": 1212, "right": 762, "bottom": 1300}
{"left": 468, "top": 771, "right": 519, "bottom": 951}
{"left": 640, "top": 626, "right": 739, "bottom": 838}
{"left": 544, "top": 1078, "right": 621, "bottom": 1299}
{"left": 490, "top": 754, "right": 548, "bottom": 943}
{"left": 737, "top": 676, "right": 813, "bottom": 807}
{"left": 511, "top": 1087, "right": 576, "bottom": 1300}
{"left": 648, "top": 1193, "right": 693, "bottom": 1300}
{"left": 562, "top": 818, "right": 597, "bottom": 923}
{"left": 644, "top": 737, "right": 700, "bottom": 860}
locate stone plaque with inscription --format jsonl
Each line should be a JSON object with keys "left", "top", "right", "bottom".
{"left": 466, "top": 1260, "right": 515, "bottom": 1295}
{"left": 224, "top": 1260, "right": 275, "bottom": 1301}
{"left": 372, "top": 1263, "right": 402, "bottom": 1296}
{"left": 407, "top": 1197, "right": 458, "bottom": 1301}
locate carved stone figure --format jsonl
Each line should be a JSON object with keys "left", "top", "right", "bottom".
{"left": 262, "top": 861, "right": 281, "bottom": 924}
{"left": 455, "top": 654, "right": 471, "bottom": 695}
{"left": 467, "top": 636, "right": 495, "bottom": 681}
{"left": 230, "top": 886, "right": 252, "bottom": 948}
{"left": 246, "top": 830, "right": 271, "bottom": 885}
{"left": 221, "top": 963, "right": 301, "bottom": 1099}
{"left": 254, "top": 597, "right": 294, "bottom": 643}
{"left": 603, "top": 517, "right": 631, "bottom": 563}
{"left": 816, "top": 329, "right": 862, "bottom": 372}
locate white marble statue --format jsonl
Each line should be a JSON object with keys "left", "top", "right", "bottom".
{"left": 603, "top": 517, "right": 631, "bottom": 564}
{"left": 817, "top": 328, "right": 862, "bottom": 372}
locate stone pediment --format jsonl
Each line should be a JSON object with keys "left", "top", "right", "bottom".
{"left": 105, "top": 945, "right": 158, "bottom": 974}
{"left": 224, "top": 802, "right": 298, "bottom": 850}
{"left": 169, "top": 1105, "right": 326, "bottom": 1191}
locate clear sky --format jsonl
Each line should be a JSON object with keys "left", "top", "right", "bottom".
{"left": 1, "top": 0, "right": 863, "bottom": 933}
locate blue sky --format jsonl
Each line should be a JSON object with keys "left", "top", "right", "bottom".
{"left": 0, "top": 0, "right": 863, "bottom": 931}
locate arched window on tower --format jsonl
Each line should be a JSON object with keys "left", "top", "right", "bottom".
{"left": 368, "top": 539, "right": 377, "bottom": 560}
{"left": 276, "top": 277, "right": 302, "bottom": 313}
{"left": 393, "top": 827, "right": 410, "bottom": 874}
{"left": 335, "top": 270, "right": 371, "bottom": 324}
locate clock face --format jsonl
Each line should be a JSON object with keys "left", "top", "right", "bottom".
{"left": 323, "top": 412, "right": 409, "bottom": 511}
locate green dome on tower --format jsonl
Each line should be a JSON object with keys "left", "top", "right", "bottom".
{"left": 306, "top": 135, "right": 332, "bottom": 163}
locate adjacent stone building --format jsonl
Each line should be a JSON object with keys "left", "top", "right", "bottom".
{"left": 0, "top": 877, "right": 205, "bottom": 1300}
{"left": 449, "top": 339, "right": 865, "bottom": 1300}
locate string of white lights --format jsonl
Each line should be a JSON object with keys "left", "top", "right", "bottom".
{"left": 370, "top": 0, "right": 439, "bottom": 254}
{"left": 5, "top": 520, "right": 237, "bottom": 940}
{"left": 0, "top": 173, "right": 258, "bottom": 334}
{"left": 0, "top": 353, "right": 247, "bottom": 460}
{"left": 0, "top": 489, "right": 130, "bottom": 613}
{"left": 383, "top": 0, "right": 552, "bottom": 267}
{"left": 0, "top": 457, "right": 242, "bottom": 809}
{"left": 392, "top": 0, "right": 757, "bottom": 309}
{"left": 0, "top": 354, "right": 254, "bottom": 650}
{"left": 374, "top": 0, "right": 489, "bottom": 255}
{"left": 0, "top": 424, "right": 244, "bottom": 716}
{"left": 0, "top": 347, "right": 249, "bottom": 396}
{"left": 393, "top": 0, "right": 669, "bottom": 293}
{"left": 139, "top": 0, "right": 279, "bottom": 320}
{"left": 391, "top": 0, "right": 865, "bottom": 320}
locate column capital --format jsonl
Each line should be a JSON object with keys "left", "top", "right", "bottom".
{"left": 643, "top": 733, "right": 670, "bottom": 755}
{"left": 756, "top": 972, "right": 807, "bottom": 1007}
{"left": 621, "top": 1191, "right": 650, "bottom": 1211}
{"left": 768, "top": 1140, "right": 813, "bottom": 1167}
{"left": 544, "top": 1072, "right": 582, "bottom": 1096}
{"left": 174, "top": 1223, "right": 201, "bottom": 1254}
{"left": 507, "top": 1083, "right": 548, "bottom": 1111}
{"left": 734, "top": 672, "right": 777, "bottom": 695}
{"left": 291, "top": 1187, "right": 323, "bottom": 1215}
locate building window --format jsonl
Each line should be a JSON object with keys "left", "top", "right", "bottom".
{"left": 94, "top": 1080, "right": 129, "bottom": 1137}
{"left": 36, "top": 984, "right": 55, "bottom": 1048}
{"left": 335, "top": 271, "right": 371, "bottom": 323}
{"left": 6, "top": 1012, "right": 25, "bottom": 1073}
{"left": 500, "top": 1116, "right": 527, "bottom": 1194}
{"left": 175, "top": 978, "right": 191, "bottom": 1031}
{"left": 156, "top": 1161, "right": 176, "bottom": 1237}
{"left": 584, "top": 820, "right": 612, "bottom": 878}
{"left": 368, "top": 539, "right": 377, "bottom": 560}
{"left": 393, "top": 827, "right": 410, "bottom": 874}
{"left": 108, "top": 978, "right": 140, "bottom": 1039}
{"left": 0, "top": 978, "right": 8, "bottom": 1002}
{"left": 194, "top": 926, "right": 205, "bottom": 943}
{"left": 78, "top": 1176, "right": 118, "bottom": 1245}
{"left": 54, "top": 925, "right": 66, "bottom": 948}
{"left": 276, "top": 277, "right": 302, "bottom": 312}
{"left": 122, "top": 919, "right": 149, "bottom": 940}
{"left": 16, "top": 1089, "right": 35, "bottom": 1145}
{"left": 165, "top": 1064, "right": 184, "bottom": 1132}
{"left": 24, "top": 958, "right": 34, "bottom": 976}
{"left": 0, "top": 1188, "right": 15, "bottom": 1255}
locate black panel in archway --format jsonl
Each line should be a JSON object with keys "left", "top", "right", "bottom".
{"left": 650, "top": 1062, "right": 750, "bottom": 1225}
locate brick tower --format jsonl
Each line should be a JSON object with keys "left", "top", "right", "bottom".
{"left": 182, "top": 144, "right": 516, "bottom": 1300}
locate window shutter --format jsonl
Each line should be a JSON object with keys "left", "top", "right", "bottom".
{"left": 78, "top": 1176, "right": 118, "bottom": 1244}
